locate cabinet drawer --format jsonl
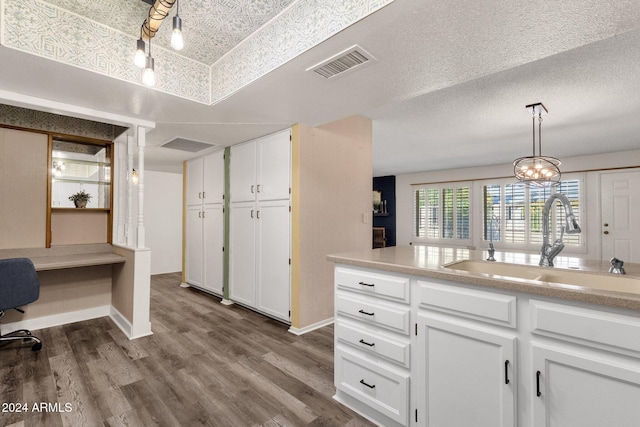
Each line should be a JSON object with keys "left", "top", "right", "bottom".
{"left": 335, "top": 266, "right": 410, "bottom": 303}
{"left": 531, "top": 299, "right": 640, "bottom": 355}
{"left": 336, "top": 320, "right": 410, "bottom": 368}
{"left": 418, "top": 280, "right": 517, "bottom": 328}
{"left": 335, "top": 348, "right": 409, "bottom": 425}
{"left": 336, "top": 293, "right": 411, "bottom": 335}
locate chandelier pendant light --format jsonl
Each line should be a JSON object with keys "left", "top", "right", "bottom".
{"left": 133, "top": 0, "right": 184, "bottom": 85}
{"left": 513, "top": 102, "right": 561, "bottom": 187}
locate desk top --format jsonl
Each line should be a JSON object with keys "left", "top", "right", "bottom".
{"left": 0, "top": 244, "right": 126, "bottom": 271}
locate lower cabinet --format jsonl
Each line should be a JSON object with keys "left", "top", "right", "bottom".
{"left": 229, "top": 199, "right": 290, "bottom": 321}
{"left": 185, "top": 204, "right": 223, "bottom": 295}
{"left": 333, "top": 264, "right": 640, "bottom": 427}
{"left": 532, "top": 343, "right": 640, "bottom": 427}
{"left": 416, "top": 313, "right": 516, "bottom": 427}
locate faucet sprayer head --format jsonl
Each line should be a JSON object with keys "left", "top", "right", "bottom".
{"left": 565, "top": 214, "right": 581, "bottom": 234}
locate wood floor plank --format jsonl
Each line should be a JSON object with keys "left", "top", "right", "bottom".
{"left": 0, "top": 271, "right": 375, "bottom": 426}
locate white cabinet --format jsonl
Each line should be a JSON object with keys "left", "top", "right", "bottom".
{"left": 416, "top": 312, "right": 516, "bottom": 427}
{"left": 333, "top": 266, "right": 411, "bottom": 427}
{"left": 333, "top": 262, "right": 640, "bottom": 427}
{"left": 531, "top": 343, "right": 640, "bottom": 427}
{"left": 229, "top": 130, "right": 291, "bottom": 322}
{"left": 230, "top": 130, "right": 290, "bottom": 203}
{"left": 184, "top": 150, "right": 225, "bottom": 295}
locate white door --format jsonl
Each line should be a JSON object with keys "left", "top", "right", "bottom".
{"left": 185, "top": 205, "right": 203, "bottom": 287}
{"left": 257, "top": 130, "right": 290, "bottom": 201}
{"left": 601, "top": 170, "right": 640, "bottom": 262}
{"left": 203, "top": 204, "right": 224, "bottom": 295}
{"left": 229, "top": 202, "right": 256, "bottom": 306}
{"left": 256, "top": 199, "right": 291, "bottom": 321}
{"left": 416, "top": 313, "right": 516, "bottom": 427}
{"left": 203, "top": 150, "right": 224, "bottom": 204}
{"left": 532, "top": 343, "right": 640, "bottom": 427}
{"left": 186, "top": 157, "right": 203, "bottom": 206}
{"left": 230, "top": 142, "right": 257, "bottom": 203}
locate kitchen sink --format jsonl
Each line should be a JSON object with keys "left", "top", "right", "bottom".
{"left": 443, "top": 260, "right": 640, "bottom": 295}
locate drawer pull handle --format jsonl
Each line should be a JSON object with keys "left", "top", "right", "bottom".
{"left": 359, "top": 379, "right": 375, "bottom": 389}
{"left": 358, "top": 281, "right": 375, "bottom": 287}
{"left": 505, "top": 360, "right": 510, "bottom": 385}
{"left": 359, "top": 339, "right": 375, "bottom": 347}
{"left": 358, "top": 309, "right": 375, "bottom": 316}
{"left": 536, "top": 370, "right": 542, "bottom": 397}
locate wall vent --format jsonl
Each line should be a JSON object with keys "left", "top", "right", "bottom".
{"left": 307, "top": 45, "right": 375, "bottom": 79}
{"left": 160, "top": 137, "right": 216, "bottom": 152}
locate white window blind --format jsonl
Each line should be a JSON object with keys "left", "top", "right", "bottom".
{"left": 414, "top": 184, "right": 470, "bottom": 243}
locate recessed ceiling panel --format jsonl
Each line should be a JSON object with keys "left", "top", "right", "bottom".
{"left": 160, "top": 137, "right": 216, "bottom": 152}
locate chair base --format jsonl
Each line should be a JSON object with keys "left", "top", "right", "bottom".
{"left": 1, "top": 329, "right": 42, "bottom": 351}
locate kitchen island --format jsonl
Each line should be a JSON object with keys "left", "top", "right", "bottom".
{"left": 328, "top": 245, "right": 640, "bottom": 427}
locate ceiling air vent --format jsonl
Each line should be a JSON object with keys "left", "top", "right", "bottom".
{"left": 160, "top": 137, "right": 216, "bottom": 153}
{"left": 307, "top": 45, "right": 375, "bottom": 79}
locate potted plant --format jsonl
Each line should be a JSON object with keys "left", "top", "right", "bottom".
{"left": 69, "top": 190, "right": 92, "bottom": 208}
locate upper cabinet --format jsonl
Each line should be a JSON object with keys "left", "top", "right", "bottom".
{"left": 186, "top": 150, "right": 225, "bottom": 206}
{"left": 230, "top": 130, "right": 290, "bottom": 203}
{"left": 51, "top": 138, "right": 112, "bottom": 209}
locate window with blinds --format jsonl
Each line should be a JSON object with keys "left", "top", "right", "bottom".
{"left": 414, "top": 184, "right": 471, "bottom": 243}
{"left": 482, "top": 177, "right": 583, "bottom": 250}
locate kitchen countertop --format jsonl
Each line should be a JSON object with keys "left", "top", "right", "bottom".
{"left": 327, "top": 245, "right": 640, "bottom": 311}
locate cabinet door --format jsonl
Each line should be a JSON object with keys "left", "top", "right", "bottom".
{"left": 256, "top": 200, "right": 290, "bottom": 321}
{"left": 257, "top": 130, "right": 290, "bottom": 201}
{"left": 186, "top": 157, "right": 203, "bottom": 206}
{"left": 230, "top": 141, "right": 257, "bottom": 203}
{"left": 185, "top": 205, "right": 203, "bottom": 286}
{"left": 229, "top": 202, "right": 256, "bottom": 306}
{"left": 203, "top": 151, "right": 224, "bottom": 204}
{"left": 203, "top": 204, "right": 224, "bottom": 295}
{"left": 416, "top": 313, "right": 516, "bottom": 427}
{"left": 532, "top": 344, "right": 640, "bottom": 427}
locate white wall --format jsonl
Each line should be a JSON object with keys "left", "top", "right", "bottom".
{"left": 396, "top": 149, "right": 640, "bottom": 260}
{"left": 142, "top": 170, "right": 183, "bottom": 274}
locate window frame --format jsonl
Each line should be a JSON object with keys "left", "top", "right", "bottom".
{"left": 413, "top": 182, "right": 472, "bottom": 246}
{"left": 480, "top": 173, "right": 586, "bottom": 254}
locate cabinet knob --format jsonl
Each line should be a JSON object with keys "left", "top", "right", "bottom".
{"left": 603, "top": 223, "right": 609, "bottom": 227}
{"left": 603, "top": 231, "right": 609, "bottom": 235}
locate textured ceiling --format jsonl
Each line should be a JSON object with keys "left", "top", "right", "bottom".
{"left": 44, "top": 0, "right": 295, "bottom": 66}
{"left": 1, "top": 0, "right": 640, "bottom": 176}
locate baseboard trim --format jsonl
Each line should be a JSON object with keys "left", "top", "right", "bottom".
{"left": 0, "top": 305, "right": 110, "bottom": 335}
{"left": 109, "top": 306, "right": 153, "bottom": 340}
{"left": 288, "top": 317, "right": 334, "bottom": 335}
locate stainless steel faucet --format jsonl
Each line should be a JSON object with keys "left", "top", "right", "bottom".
{"left": 539, "top": 193, "right": 581, "bottom": 267}
{"left": 487, "top": 215, "right": 499, "bottom": 261}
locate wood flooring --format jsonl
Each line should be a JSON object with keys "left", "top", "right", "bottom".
{"left": 0, "top": 272, "right": 375, "bottom": 427}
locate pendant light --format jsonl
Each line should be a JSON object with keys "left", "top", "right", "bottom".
{"left": 142, "top": 37, "right": 156, "bottom": 87}
{"left": 513, "top": 102, "right": 561, "bottom": 187}
{"left": 134, "top": 34, "right": 146, "bottom": 68}
{"left": 171, "top": 0, "right": 184, "bottom": 51}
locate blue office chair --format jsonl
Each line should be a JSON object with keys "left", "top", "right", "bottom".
{"left": 0, "top": 258, "right": 42, "bottom": 351}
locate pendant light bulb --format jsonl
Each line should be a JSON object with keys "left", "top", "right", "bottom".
{"left": 142, "top": 56, "right": 156, "bottom": 87}
{"left": 171, "top": 15, "right": 184, "bottom": 50}
{"left": 134, "top": 38, "right": 146, "bottom": 68}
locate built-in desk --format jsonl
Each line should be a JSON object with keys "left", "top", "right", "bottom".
{"left": 0, "top": 243, "right": 128, "bottom": 334}
{"left": 0, "top": 243, "right": 126, "bottom": 270}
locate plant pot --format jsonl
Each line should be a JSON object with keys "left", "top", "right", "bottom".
{"left": 74, "top": 200, "right": 87, "bottom": 208}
